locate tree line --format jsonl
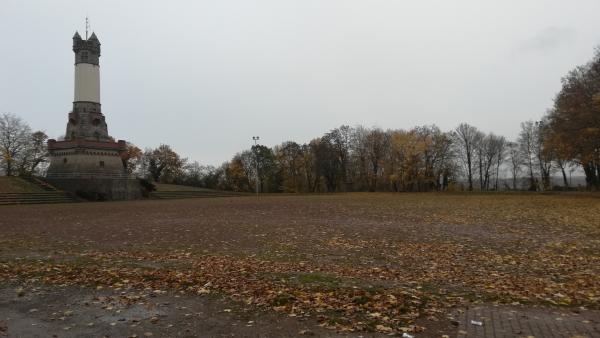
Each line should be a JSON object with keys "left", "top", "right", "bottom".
{"left": 2, "top": 48, "right": 598, "bottom": 191}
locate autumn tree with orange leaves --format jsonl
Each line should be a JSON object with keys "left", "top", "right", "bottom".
{"left": 545, "top": 48, "right": 600, "bottom": 189}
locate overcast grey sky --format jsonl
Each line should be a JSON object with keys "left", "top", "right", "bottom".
{"left": 2, "top": 1, "right": 600, "bottom": 165}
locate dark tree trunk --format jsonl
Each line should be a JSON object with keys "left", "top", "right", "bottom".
{"left": 582, "top": 163, "right": 599, "bottom": 190}
{"left": 467, "top": 155, "right": 473, "bottom": 191}
{"left": 561, "top": 167, "right": 568, "bottom": 188}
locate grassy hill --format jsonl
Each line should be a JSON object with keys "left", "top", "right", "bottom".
{"left": 0, "top": 176, "right": 77, "bottom": 205}
{"left": 0, "top": 176, "right": 46, "bottom": 193}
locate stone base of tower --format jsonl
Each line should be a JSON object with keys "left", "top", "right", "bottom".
{"left": 46, "top": 139, "right": 145, "bottom": 201}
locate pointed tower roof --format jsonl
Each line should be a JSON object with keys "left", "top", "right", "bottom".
{"left": 73, "top": 31, "right": 82, "bottom": 39}
{"left": 89, "top": 32, "right": 99, "bottom": 41}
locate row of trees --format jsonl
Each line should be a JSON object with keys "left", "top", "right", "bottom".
{"left": 214, "top": 121, "right": 576, "bottom": 193}
{"left": 125, "top": 122, "right": 552, "bottom": 193}
{"left": 122, "top": 144, "right": 222, "bottom": 189}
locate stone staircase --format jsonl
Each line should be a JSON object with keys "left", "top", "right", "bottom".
{"left": 0, "top": 191, "right": 77, "bottom": 205}
{"left": 150, "top": 190, "right": 246, "bottom": 200}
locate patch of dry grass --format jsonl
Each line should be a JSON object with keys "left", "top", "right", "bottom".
{"left": 0, "top": 177, "right": 45, "bottom": 193}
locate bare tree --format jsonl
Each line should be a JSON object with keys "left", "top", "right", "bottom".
{"left": 0, "top": 113, "right": 32, "bottom": 176}
{"left": 518, "top": 120, "right": 553, "bottom": 191}
{"left": 479, "top": 134, "right": 506, "bottom": 190}
{"left": 323, "top": 125, "right": 353, "bottom": 191}
{"left": 535, "top": 120, "right": 553, "bottom": 190}
{"left": 349, "top": 126, "right": 370, "bottom": 190}
{"left": 506, "top": 142, "right": 523, "bottom": 190}
{"left": 492, "top": 135, "right": 507, "bottom": 190}
{"left": 519, "top": 121, "right": 538, "bottom": 190}
{"left": 300, "top": 143, "right": 319, "bottom": 192}
{"left": 275, "top": 141, "right": 304, "bottom": 192}
{"left": 453, "top": 123, "right": 483, "bottom": 191}
{"left": 17, "top": 131, "right": 48, "bottom": 175}
{"left": 361, "top": 128, "right": 389, "bottom": 191}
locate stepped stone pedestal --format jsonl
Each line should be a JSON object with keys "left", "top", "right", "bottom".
{"left": 46, "top": 139, "right": 143, "bottom": 200}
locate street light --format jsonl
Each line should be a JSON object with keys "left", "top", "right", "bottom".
{"left": 252, "top": 136, "right": 260, "bottom": 196}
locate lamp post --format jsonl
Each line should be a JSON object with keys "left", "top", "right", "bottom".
{"left": 252, "top": 136, "right": 260, "bottom": 196}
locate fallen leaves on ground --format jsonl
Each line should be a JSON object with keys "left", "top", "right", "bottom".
{"left": 1, "top": 193, "right": 599, "bottom": 333}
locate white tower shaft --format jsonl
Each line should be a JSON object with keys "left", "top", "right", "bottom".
{"left": 74, "top": 63, "right": 100, "bottom": 103}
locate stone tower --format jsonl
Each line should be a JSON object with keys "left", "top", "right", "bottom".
{"left": 67, "top": 31, "right": 110, "bottom": 143}
{"left": 46, "top": 30, "right": 142, "bottom": 200}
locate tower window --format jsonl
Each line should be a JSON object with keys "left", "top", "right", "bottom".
{"left": 99, "top": 161, "right": 105, "bottom": 168}
{"left": 63, "top": 158, "right": 68, "bottom": 164}
{"left": 81, "top": 51, "right": 88, "bottom": 61}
